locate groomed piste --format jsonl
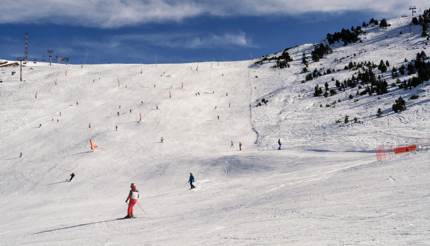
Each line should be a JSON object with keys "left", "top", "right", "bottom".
{"left": 0, "top": 14, "right": 429, "bottom": 245}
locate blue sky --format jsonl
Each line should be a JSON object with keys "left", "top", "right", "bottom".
{"left": 0, "top": 0, "right": 427, "bottom": 64}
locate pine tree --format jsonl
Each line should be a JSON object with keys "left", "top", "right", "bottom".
{"left": 314, "top": 85, "right": 323, "bottom": 97}
{"left": 379, "top": 19, "right": 389, "bottom": 28}
{"left": 407, "top": 63, "right": 416, "bottom": 75}
{"left": 375, "top": 80, "right": 388, "bottom": 95}
{"left": 312, "top": 44, "right": 332, "bottom": 62}
{"left": 392, "top": 97, "right": 406, "bottom": 113}
{"left": 391, "top": 67, "right": 398, "bottom": 78}
{"left": 302, "top": 53, "right": 308, "bottom": 65}
{"left": 422, "top": 22, "right": 429, "bottom": 37}
{"left": 399, "top": 65, "right": 406, "bottom": 75}
{"left": 378, "top": 60, "right": 387, "bottom": 73}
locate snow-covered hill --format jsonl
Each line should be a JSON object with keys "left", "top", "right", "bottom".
{"left": 0, "top": 15, "right": 429, "bottom": 245}
{"left": 252, "top": 16, "right": 430, "bottom": 151}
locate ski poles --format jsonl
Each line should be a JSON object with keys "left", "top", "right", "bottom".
{"left": 137, "top": 202, "right": 145, "bottom": 214}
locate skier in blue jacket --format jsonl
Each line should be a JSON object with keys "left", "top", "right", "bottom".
{"left": 188, "top": 173, "right": 195, "bottom": 189}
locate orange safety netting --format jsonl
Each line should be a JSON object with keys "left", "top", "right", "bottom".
{"left": 393, "top": 145, "right": 417, "bottom": 154}
{"left": 376, "top": 144, "right": 418, "bottom": 161}
{"left": 376, "top": 146, "right": 389, "bottom": 161}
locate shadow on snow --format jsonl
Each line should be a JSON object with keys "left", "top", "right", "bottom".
{"left": 34, "top": 218, "right": 126, "bottom": 235}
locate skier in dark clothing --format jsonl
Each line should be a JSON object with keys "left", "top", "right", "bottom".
{"left": 278, "top": 139, "right": 282, "bottom": 150}
{"left": 69, "top": 173, "right": 75, "bottom": 182}
{"left": 188, "top": 173, "right": 195, "bottom": 189}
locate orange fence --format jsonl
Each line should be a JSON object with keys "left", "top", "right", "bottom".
{"left": 393, "top": 145, "right": 417, "bottom": 154}
{"left": 376, "top": 144, "right": 419, "bottom": 161}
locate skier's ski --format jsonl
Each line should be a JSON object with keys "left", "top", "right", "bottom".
{"left": 117, "top": 216, "right": 138, "bottom": 220}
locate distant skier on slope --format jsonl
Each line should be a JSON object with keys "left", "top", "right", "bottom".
{"left": 278, "top": 138, "right": 282, "bottom": 150}
{"left": 239, "top": 142, "right": 243, "bottom": 151}
{"left": 89, "top": 139, "right": 98, "bottom": 151}
{"left": 188, "top": 173, "right": 195, "bottom": 189}
{"left": 69, "top": 173, "right": 75, "bottom": 182}
{"left": 124, "top": 183, "right": 139, "bottom": 218}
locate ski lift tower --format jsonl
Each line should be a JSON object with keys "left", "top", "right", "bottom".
{"left": 24, "top": 33, "right": 29, "bottom": 64}
{"left": 47, "top": 49, "right": 54, "bottom": 66}
{"left": 410, "top": 6, "right": 417, "bottom": 18}
{"left": 409, "top": 6, "right": 417, "bottom": 33}
{"left": 16, "top": 57, "right": 24, "bottom": 82}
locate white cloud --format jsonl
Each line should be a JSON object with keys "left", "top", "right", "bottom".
{"left": 0, "top": 0, "right": 202, "bottom": 27}
{"left": 0, "top": 0, "right": 428, "bottom": 28}
{"left": 111, "top": 31, "right": 254, "bottom": 49}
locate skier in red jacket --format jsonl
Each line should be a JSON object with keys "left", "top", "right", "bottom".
{"left": 124, "top": 183, "right": 139, "bottom": 218}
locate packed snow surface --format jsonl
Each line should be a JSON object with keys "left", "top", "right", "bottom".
{"left": 0, "top": 16, "right": 429, "bottom": 245}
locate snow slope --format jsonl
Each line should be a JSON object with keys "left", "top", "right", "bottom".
{"left": 0, "top": 16, "right": 429, "bottom": 245}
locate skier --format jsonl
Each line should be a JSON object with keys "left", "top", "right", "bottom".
{"left": 89, "top": 139, "right": 98, "bottom": 151}
{"left": 19, "top": 152, "right": 23, "bottom": 158}
{"left": 239, "top": 142, "right": 242, "bottom": 151}
{"left": 69, "top": 173, "right": 75, "bottom": 182}
{"left": 188, "top": 173, "right": 195, "bottom": 189}
{"left": 278, "top": 138, "right": 282, "bottom": 150}
{"left": 124, "top": 183, "right": 139, "bottom": 218}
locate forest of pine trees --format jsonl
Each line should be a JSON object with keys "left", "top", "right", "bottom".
{"left": 311, "top": 44, "right": 332, "bottom": 62}
{"left": 326, "top": 26, "right": 363, "bottom": 46}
